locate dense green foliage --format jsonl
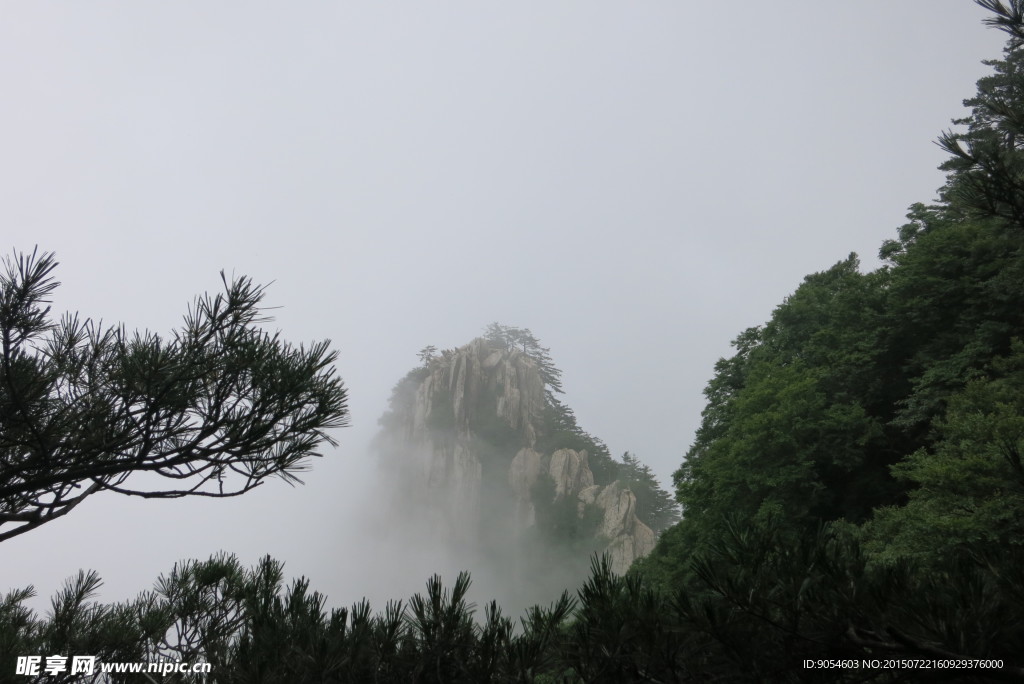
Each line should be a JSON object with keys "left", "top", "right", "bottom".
{"left": 2, "top": 554, "right": 582, "bottom": 684}
{"left": 9, "top": 531, "right": 1021, "bottom": 682}
{"left": 865, "top": 341, "right": 1024, "bottom": 566}
{"left": 631, "top": 1, "right": 1024, "bottom": 677}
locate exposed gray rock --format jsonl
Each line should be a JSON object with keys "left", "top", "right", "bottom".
{"left": 549, "top": 448, "right": 595, "bottom": 500}
{"left": 604, "top": 528, "right": 656, "bottom": 575}
{"left": 509, "top": 448, "right": 542, "bottom": 499}
{"left": 577, "top": 484, "right": 602, "bottom": 508}
{"left": 572, "top": 480, "right": 657, "bottom": 573}
{"left": 381, "top": 337, "right": 658, "bottom": 574}
{"left": 509, "top": 448, "right": 543, "bottom": 526}
{"left": 593, "top": 480, "right": 635, "bottom": 539}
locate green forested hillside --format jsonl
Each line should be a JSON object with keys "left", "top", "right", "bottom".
{"left": 631, "top": 1, "right": 1024, "bottom": 675}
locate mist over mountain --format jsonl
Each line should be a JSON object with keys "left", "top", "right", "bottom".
{"left": 371, "top": 324, "right": 678, "bottom": 612}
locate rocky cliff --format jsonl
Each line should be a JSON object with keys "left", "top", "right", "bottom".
{"left": 509, "top": 447, "right": 656, "bottom": 573}
{"left": 377, "top": 331, "right": 657, "bottom": 575}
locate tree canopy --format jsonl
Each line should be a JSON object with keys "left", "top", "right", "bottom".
{"left": 0, "top": 249, "right": 348, "bottom": 542}
{"left": 482, "top": 322, "right": 564, "bottom": 398}
{"left": 633, "top": 0, "right": 1024, "bottom": 674}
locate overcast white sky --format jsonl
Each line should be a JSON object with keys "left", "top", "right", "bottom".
{"left": 1, "top": 2, "right": 1009, "bottom": 612}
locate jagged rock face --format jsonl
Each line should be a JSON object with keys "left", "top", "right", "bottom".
{"left": 579, "top": 480, "right": 657, "bottom": 573}
{"left": 509, "top": 448, "right": 542, "bottom": 527}
{"left": 381, "top": 337, "right": 655, "bottom": 573}
{"left": 409, "top": 339, "right": 544, "bottom": 444}
{"left": 548, "top": 448, "right": 595, "bottom": 499}
{"left": 394, "top": 339, "right": 545, "bottom": 541}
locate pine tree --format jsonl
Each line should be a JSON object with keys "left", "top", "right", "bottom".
{"left": 0, "top": 249, "right": 348, "bottom": 542}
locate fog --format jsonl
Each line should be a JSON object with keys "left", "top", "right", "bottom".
{"left": 0, "top": 2, "right": 1009, "bottom": 617}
